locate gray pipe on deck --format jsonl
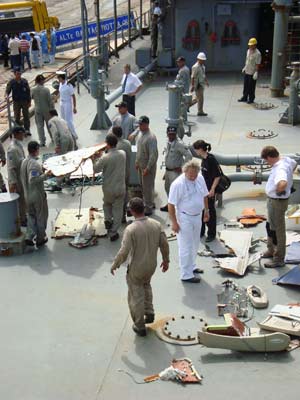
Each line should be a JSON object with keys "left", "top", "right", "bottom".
{"left": 227, "top": 173, "right": 269, "bottom": 182}
{"left": 289, "top": 16, "right": 300, "bottom": 22}
{"left": 191, "top": 148, "right": 299, "bottom": 166}
{"left": 213, "top": 153, "right": 299, "bottom": 166}
{"left": 105, "top": 59, "right": 157, "bottom": 106}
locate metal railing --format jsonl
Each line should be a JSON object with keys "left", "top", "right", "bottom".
{"left": 0, "top": 9, "right": 151, "bottom": 141}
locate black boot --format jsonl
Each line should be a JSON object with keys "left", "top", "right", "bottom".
{"left": 104, "top": 220, "right": 113, "bottom": 230}
{"left": 144, "top": 314, "right": 155, "bottom": 324}
{"left": 160, "top": 205, "right": 168, "bottom": 212}
{"left": 0, "top": 184, "right": 7, "bottom": 193}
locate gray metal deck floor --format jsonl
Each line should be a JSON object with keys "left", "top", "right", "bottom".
{"left": 0, "top": 38, "right": 300, "bottom": 399}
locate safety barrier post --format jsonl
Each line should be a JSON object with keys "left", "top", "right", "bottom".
{"left": 139, "top": 0, "right": 143, "bottom": 38}
{"left": 113, "top": 0, "right": 118, "bottom": 57}
{"left": 128, "top": 0, "right": 132, "bottom": 47}
{"left": 6, "top": 97, "right": 12, "bottom": 133}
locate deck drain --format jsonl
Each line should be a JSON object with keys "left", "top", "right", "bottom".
{"left": 254, "top": 102, "right": 277, "bottom": 110}
{"left": 246, "top": 128, "right": 278, "bottom": 140}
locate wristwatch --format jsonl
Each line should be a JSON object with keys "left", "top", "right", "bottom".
{"left": 204, "top": 208, "right": 209, "bottom": 213}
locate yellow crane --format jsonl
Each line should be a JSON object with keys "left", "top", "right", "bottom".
{"left": 0, "top": 0, "right": 60, "bottom": 34}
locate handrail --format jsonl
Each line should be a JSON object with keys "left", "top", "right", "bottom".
{"left": 0, "top": 8, "right": 151, "bottom": 141}
{"left": 57, "top": 9, "right": 150, "bottom": 77}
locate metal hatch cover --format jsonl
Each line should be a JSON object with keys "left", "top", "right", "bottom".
{"left": 154, "top": 315, "right": 208, "bottom": 346}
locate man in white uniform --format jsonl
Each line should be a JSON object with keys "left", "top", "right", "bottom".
{"left": 261, "top": 146, "right": 297, "bottom": 268}
{"left": 121, "top": 64, "right": 142, "bottom": 116}
{"left": 57, "top": 71, "right": 78, "bottom": 141}
{"left": 238, "top": 37, "right": 261, "bottom": 104}
{"left": 168, "top": 160, "right": 209, "bottom": 282}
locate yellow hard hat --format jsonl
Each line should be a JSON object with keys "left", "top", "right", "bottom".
{"left": 248, "top": 37, "right": 257, "bottom": 46}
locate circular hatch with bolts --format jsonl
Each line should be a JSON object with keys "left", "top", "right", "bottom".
{"left": 254, "top": 102, "right": 277, "bottom": 110}
{"left": 246, "top": 128, "right": 278, "bottom": 139}
{"left": 154, "top": 315, "right": 208, "bottom": 346}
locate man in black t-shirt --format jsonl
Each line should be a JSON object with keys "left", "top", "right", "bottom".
{"left": 193, "top": 140, "right": 221, "bottom": 242}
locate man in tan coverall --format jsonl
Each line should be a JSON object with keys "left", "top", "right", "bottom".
{"left": 111, "top": 197, "right": 170, "bottom": 336}
{"left": 7, "top": 126, "right": 26, "bottom": 225}
{"left": 93, "top": 134, "right": 126, "bottom": 241}
{"left": 31, "top": 74, "right": 54, "bottom": 146}
{"left": 191, "top": 52, "right": 209, "bottom": 116}
{"left": 133, "top": 115, "right": 158, "bottom": 216}
{"left": 160, "top": 126, "right": 192, "bottom": 211}
{"left": 21, "top": 141, "right": 52, "bottom": 248}
{"left": 48, "top": 109, "right": 74, "bottom": 155}
{"left": 110, "top": 101, "right": 137, "bottom": 139}
{"left": 112, "top": 126, "right": 132, "bottom": 223}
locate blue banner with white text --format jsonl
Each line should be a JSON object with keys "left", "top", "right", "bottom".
{"left": 56, "top": 13, "right": 136, "bottom": 47}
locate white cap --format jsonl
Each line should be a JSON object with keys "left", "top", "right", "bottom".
{"left": 197, "top": 52, "right": 207, "bottom": 60}
{"left": 56, "top": 71, "right": 66, "bottom": 76}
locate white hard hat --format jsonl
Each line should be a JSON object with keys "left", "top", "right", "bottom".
{"left": 197, "top": 52, "right": 207, "bottom": 60}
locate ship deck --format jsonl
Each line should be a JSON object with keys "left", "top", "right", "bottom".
{"left": 0, "top": 36, "right": 300, "bottom": 399}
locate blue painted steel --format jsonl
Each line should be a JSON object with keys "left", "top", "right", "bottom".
{"left": 56, "top": 13, "right": 136, "bottom": 47}
{"left": 273, "top": 265, "right": 300, "bottom": 286}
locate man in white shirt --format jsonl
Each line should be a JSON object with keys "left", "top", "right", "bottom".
{"left": 29, "top": 32, "right": 41, "bottom": 68}
{"left": 153, "top": 1, "right": 162, "bottom": 16}
{"left": 168, "top": 160, "right": 209, "bottom": 282}
{"left": 121, "top": 64, "right": 142, "bottom": 116}
{"left": 261, "top": 146, "right": 297, "bottom": 268}
{"left": 8, "top": 34, "right": 21, "bottom": 70}
{"left": 238, "top": 37, "right": 261, "bottom": 104}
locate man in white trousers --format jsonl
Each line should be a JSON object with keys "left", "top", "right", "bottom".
{"left": 57, "top": 71, "right": 78, "bottom": 142}
{"left": 168, "top": 160, "right": 209, "bottom": 283}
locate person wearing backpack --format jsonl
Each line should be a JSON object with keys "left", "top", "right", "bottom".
{"left": 193, "top": 140, "right": 221, "bottom": 242}
{"left": 30, "top": 32, "right": 41, "bottom": 68}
